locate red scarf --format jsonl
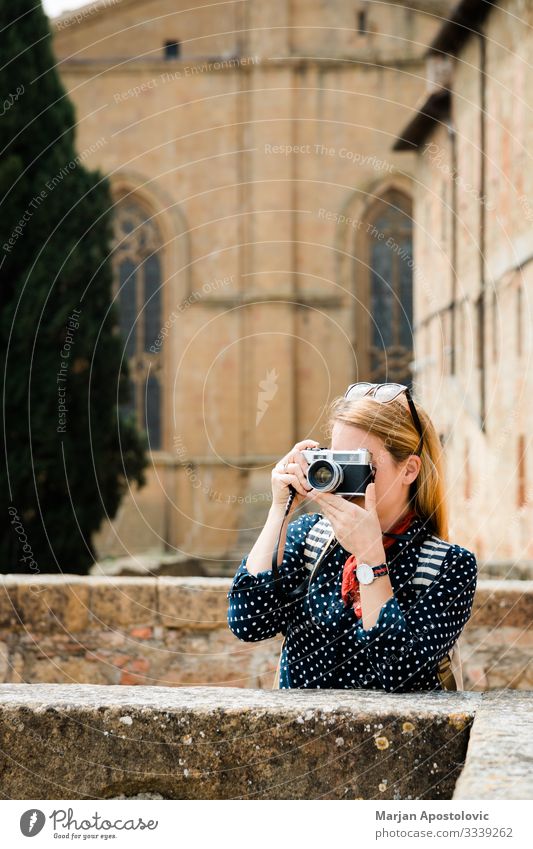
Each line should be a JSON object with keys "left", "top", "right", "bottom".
{"left": 341, "top": 508, "right": 418, "bottom": 618}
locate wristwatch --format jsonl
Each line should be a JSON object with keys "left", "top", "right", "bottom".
{"left": 356, "top": 561, "right": 389, "bottom": 585}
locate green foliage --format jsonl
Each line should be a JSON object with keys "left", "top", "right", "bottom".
{"left": 1, "top": 1, "right": 148, "bottom": 573}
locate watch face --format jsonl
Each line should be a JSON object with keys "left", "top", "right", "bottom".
{"left": 356, "top": 563, "right": 374, "bottom": 584}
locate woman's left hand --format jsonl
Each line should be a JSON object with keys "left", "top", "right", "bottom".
{"left": 308, "top": 482, "right": 386, "bottom": 565}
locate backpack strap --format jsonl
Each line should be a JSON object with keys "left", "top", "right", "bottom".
{"left": 412, "top": 535, "right": 462, "bottom": 690}
{"left": 303, "top": 517, "right": 334, "bottom": 566}
{"left": 272, "top": 646, "right": 283, "bottom": 689}
{"left": 304, "top": 517, "right": 337, "bottom": 581}
{"left": 412, "top": 535, "right": 453, "bottom": 592}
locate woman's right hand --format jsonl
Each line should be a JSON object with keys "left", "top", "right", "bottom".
{"left": 271, "top": 439, "right": 321, "bottom": 509}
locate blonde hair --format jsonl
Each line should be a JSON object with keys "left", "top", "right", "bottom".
{"left": 324, "top": 394, "right": 449, "bottom": 540}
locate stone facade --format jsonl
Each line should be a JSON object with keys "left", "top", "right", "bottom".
{"left": 1, "top": 575, "right": 532, "bottom": 690}
{"left": 50, "top": 1, "right": 461, "bottom": 563}
{"left": 393, "top": 0, "right": 533, "bottom": 563}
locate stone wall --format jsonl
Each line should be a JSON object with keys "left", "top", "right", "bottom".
{"left": 0, "top": 684, "right": 531, "bottom": 800}
{"left": 410, "top": 0, "right": 533, "bottom": 564}
{"left": 0, "top": 684, "right": 478, "bottom": 800}
{"left": 459, "top": 580, "right": 533, "bottom": 690}
{"left": 1, "top": 576, "right": 532, "bottom": 691}
{"left": 0, "top": 575, "right": 276, "bottom": 689}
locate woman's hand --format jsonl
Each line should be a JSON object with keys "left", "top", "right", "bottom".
{"left": 308, "top": 482, "right": 386, "bottom": 565}
{"left": 271, "top": 439, "right": 320, "bottom": 509}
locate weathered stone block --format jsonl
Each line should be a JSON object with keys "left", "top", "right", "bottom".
{"left": 453, "top": 691, "right": 533, "bottom": 799}
{"left": 0, "top": 684, "right": 480, "bottom": 800}
{"left": 87, "top": 577, "right": 157, "bottom": 629}
{"left": 157, "top": 577, "right": 229, "bottom": 629}
{"left": 4, "top": 576, "right": 90, "bottom": 633}
{"left": 469, "top": 580, "right": 533, "bottom": 628}
{"left": 0, "top": 578, "right": 19, "bottom": 629}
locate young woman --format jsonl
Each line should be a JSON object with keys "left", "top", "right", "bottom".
{"left": 227, "top": 383, "right": 478, "bottom": 691}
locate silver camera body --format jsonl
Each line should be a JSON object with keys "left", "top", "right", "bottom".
{"left": 301, "top": 447, "right": 375, "bottom": 497}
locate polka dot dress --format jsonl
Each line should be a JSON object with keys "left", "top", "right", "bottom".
{"left": 226, "top": 512, "right": 477, "bottom": 691}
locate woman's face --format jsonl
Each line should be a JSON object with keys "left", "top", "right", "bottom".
{"left": 330, "top": 420, "right": 421, "bottom": 522}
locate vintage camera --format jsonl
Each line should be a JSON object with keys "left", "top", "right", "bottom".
{"left": 301, "top": 447, "right": 375, "bottom": 497}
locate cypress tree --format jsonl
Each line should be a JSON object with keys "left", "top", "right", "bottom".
{"left": 1, "top": 1, "right": 148, "bottom": 573}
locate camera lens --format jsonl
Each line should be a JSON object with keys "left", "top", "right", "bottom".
{"left": 307, "top": 459, "right": 343, "bottom": 492}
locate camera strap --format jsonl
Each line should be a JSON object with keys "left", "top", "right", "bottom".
{"left": 271, "top": 485, "right": 298, "bottom": 603}
{"left": 271, "top": 486, "right": 341, "bottom": 604}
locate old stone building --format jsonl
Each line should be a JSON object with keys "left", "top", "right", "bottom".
{"left": 393, "top": 0, "right": 533, "bottom": 563}
{"left": 50, "top": 0, "right": 530, "bottom": 569}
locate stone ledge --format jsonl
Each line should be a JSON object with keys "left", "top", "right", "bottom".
{"left": 453, "top": 690, "right": 533, "bottom": 800}
{"left": 468, "top": 580, "right": 533, "bottom": 628}
{"left": 0, "top": 684, "right": 480, "bottom": 800}
{"left": 0, "top": 574, "right": 231, "bottom": 634}
{"left": 480, "top": 561, "right": 533, "bottom": 581}
{"left": 2, "top": 576, "right": 532, "bottom": 631}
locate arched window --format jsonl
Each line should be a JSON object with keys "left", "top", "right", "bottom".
{"left": 112, "top": 197, "right": 164, "bottom": 450}
{"left": 359, "top": 190, "right": 414, "bottom": 388}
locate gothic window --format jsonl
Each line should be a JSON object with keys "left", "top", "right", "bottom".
{"left": 164, "top": 40, "right": 180, "bottom": 59}
{"left": 361, "top": 190, "right": 414, "bottom": 388}
{"left": 112, "top": 198, "right": 164, "bottom": 450}
{"left": 356, "top": 9, "right": 367, "bottom": 34}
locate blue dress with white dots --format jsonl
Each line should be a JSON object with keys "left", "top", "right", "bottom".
{"left": 226, "top": 512, "right": 477, "bottom": 691}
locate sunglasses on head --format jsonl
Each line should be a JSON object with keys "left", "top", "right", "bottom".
{"left": 343, "top": 382, "right": 425, "bottom": 456}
